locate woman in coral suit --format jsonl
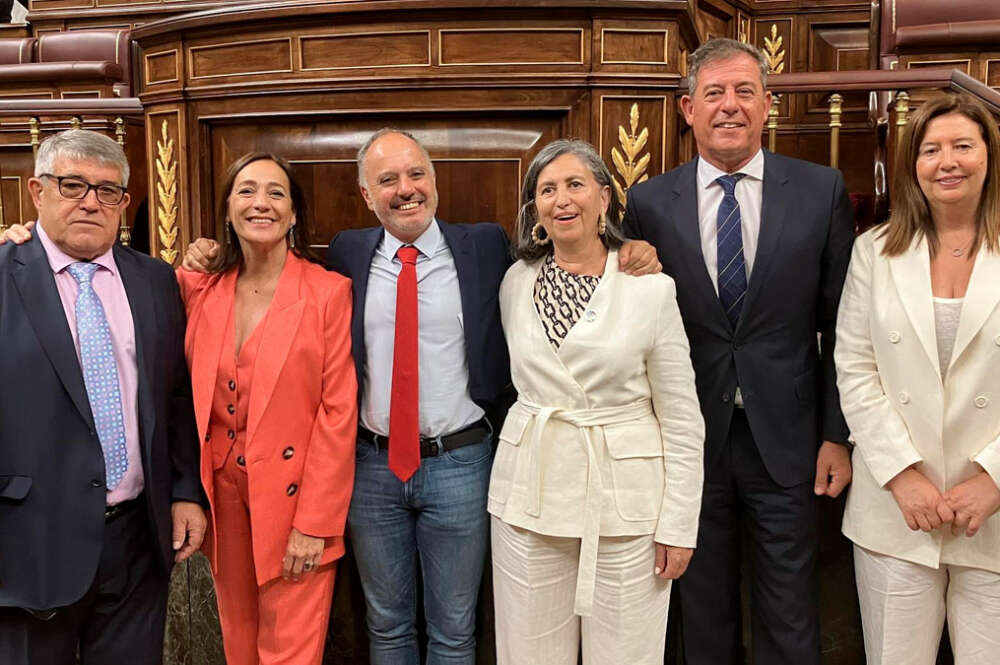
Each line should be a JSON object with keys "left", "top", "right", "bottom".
{"left": 177, "top": 152, "right": 357, "bottom": 665}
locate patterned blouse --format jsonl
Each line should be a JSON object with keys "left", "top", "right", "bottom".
{"left": 533, "top": 253, "right": 602, "bottom": 350}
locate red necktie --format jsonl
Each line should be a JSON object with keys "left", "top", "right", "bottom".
{"left": 389, "top": 246, "right": 420, "bottom": 482}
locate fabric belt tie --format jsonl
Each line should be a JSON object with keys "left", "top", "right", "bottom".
{"left": 515, "top": 398, "right": 654, "bottom": 617}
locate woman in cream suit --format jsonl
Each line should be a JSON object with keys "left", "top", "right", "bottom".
{"left": 836, "top": 93, "right": 1000, "bottom": 665}
{"left": 177, "top": 153, "right": 357, "bottom": 665}
{"left": 488, "top": 139, "right": 705, "bottom": 665}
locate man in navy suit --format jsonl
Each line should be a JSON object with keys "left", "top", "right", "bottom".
{"left": 0, "top": 130, "right": 205, "bottom": 664}
{"left": 623, "top": 40, "right": 855, "bottom": 665}
{"left": 169, "top": 128, "right": 660, "bottom": 664}
{"left": 327, "top": 129, "right": 663, "bottom": 665}
{"left": 325, "top": 129, "right": 509, "bottom": 665}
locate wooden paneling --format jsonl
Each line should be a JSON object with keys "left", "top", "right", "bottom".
{"left": 756, "top": 18, "right": 793, "bottom": 117}
{"left": 300, "top": 32, "right": 430, "bottom": 71}
{"left": 207, "top": 114, "right": 568, "bottom": 241}
{"left": 695, "top": 0, "right": 735, "bottom": 41}
{"left": 189, "top": 38, "right": 293, "bottom": 80}
{"left": 988, "top": 60, "right": 1000, "bottom": 89}
{"left": 598, "top": 95, "right": 669, "bottom": 202}
{"left": 438, "top": 28, "right": 584, "bottom": 66}
{"left": 0, "top": 159, "right": 28, "bottom": 226}
{"left": 805, "top": 20, "right": 870, "bottom": 119}
{"left": 600, "top": 29, "right": 668, "bottom": 65}
{"left": 145, "top": 49, "right": 180, "bottom": 86}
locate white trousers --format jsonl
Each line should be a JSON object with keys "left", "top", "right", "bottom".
{"left": 491, "top": 517, "right": 670, "bottom": 665}
{"left": 854, "top": 545, "right": 1000, "bottom": 665}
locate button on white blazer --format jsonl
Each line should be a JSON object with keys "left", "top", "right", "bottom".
{"left": 488, "top": 250, "right": 705, "bottom": 549}
{"left": 835, "top": 228, "right": 1000, "bottom": 574}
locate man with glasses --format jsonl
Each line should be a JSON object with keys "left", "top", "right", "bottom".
{"left": 0, "top": 129, "right": 205, "bottom": 664}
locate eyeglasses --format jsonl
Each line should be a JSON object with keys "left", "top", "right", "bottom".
{"left": 40, "top": 174, "right": 127, "bottom": 206}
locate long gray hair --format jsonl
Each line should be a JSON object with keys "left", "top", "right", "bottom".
{"left": 512, "top": 139, "right": 625, "bottom": 261}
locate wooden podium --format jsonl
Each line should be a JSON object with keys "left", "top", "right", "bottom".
{"left": 131, "top": 0, "right": 699, "bottom": 262}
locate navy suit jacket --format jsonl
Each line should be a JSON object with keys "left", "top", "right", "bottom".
{"left": 623, "top": 151, "right": 854, "bottom": 487}
{"left": 326, "top": 219, "right": 512, "bottom": 424}
{"left": 0, "top": 235, "right": 203, "bottom": 610}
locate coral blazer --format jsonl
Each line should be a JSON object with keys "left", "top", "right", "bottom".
{"left": 836, "top": 229, "right": 1000, "bottom": 574}
{"left": 177, "top": 253, "right": 358, "bottom": 584}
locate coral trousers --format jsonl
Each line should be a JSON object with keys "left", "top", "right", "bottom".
{"left": 212, "top": 451, "right": 337, "bottom": 665}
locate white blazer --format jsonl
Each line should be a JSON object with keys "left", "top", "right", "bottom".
{"left": 488, "top": 249, "right": 704, "bottom": 544}
{"left": 836, "top": 228, "right": 1000, "bottom": 574}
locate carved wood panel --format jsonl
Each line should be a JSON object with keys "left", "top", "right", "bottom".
{"left": 206, "top": 113, "right": 570, "bottom": 245}
{"left": 805, "top": 16, "right": 871, "bottom": 122}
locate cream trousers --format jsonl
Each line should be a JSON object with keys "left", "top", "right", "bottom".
{"left": 854, "top": 545, "right": 1000, "bottom": 665}
{"left": 491, "top": 517, "right": 670, "bottom": 665}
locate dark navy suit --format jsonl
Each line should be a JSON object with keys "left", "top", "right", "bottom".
{"left": 623, "top": 151, "right": 854, "bottom": 665}
{"left": 0, "top": 234, "right": 202, "bottom": 663}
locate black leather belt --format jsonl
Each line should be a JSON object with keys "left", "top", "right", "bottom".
{"left": 359, "top": 418, "right": 491, "bottom": 458}
{"left": 104, "top": 494, "right": 143, "bottom": 523}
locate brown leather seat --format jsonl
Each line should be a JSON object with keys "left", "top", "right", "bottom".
{"left": 36, "top": 29, "right": 131, "bottom": 95}
{"left": 881, "top": 0, "right": 1000, "bottom": 56}
{"left": 0, "top": 37, "right": 35, "bottom": 64}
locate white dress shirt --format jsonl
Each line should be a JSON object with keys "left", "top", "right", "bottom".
{"left": 696, "top": 148, "right": 765, "bottom": 293}
{"left": 360, "top": 219, "right": 484, "bottom": 437}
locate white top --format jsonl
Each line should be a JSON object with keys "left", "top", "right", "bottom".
{"left": 360, "top": 220, "right": 484, "bottom": 437}
{"left": 696, "top": 148, "right": 765, "bottom": 293}
{"left": 933, "top": 297, "right": 963, "bottom": 380}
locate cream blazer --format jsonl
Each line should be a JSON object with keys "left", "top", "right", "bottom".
{"left": 488, "top": 251, "right": 704, "bottom": 548}
{"left": 836, "top": 229, "right": 1000, "bottom": 574}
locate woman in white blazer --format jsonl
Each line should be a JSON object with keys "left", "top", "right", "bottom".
{"left": 835, "top": 92, "right": 1000, "bottom": 665}
{"left": 488, "top": 139, "right": 705, "bottom": 665}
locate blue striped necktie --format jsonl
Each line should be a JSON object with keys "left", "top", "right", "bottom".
{"left": 716, "top": 173, "right": 747, "bottom": 328}
{"left": 68, "top": 262, "right": 128, "bottom": 489}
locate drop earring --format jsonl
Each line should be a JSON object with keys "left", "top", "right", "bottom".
{"left": 531, "top": 222, "right": 550, "bottom": 245}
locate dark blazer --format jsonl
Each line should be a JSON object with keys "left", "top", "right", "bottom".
{"left": 326, "top": 219, "right": 512, "bottom": 421}
{"left": 0, "top": 234, "right": 203, "bottom": 610}
{"left": 623, "top": 151, "right": 854, "bottom": 487}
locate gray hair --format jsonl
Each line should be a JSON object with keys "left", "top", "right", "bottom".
{"left": 356, "top": 127, "right": 435, "bottom": 188}
{"left": 34, "top": 129, "right": 129, "bottom": 185}
{"left": 687, "top": 38, "right": 768, "bottom": 94}
{"left": 513, "top": 139, "right": 625, "bottom": 262}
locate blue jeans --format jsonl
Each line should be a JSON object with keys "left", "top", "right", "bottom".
{"left": 347, "top": 433, "right": 492, "bottom": 665}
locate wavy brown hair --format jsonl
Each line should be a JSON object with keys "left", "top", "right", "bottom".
{"left": 879, "top": 92, "right": 1000, "bottom": 257}
{"left": 207, "top": 152, "right": 323, "bottom": 273}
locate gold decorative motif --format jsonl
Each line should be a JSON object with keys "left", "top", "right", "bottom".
{"left": 763, "top": 24, "right": 785, "bottom": 74}
{"left": 895, "top": 90, "right": 910, "bottom": 127}
{"left": 114, "top": 117, "right": 131, "bottom": 246}
{"left": 70, "top": 116, "right": 82, "bottom": 130}
{"left": 738, "top": 16, "right": 750, "bottom": 44}
{"left": 767, "top": 95, "right": 780, "bottom": 152}
{"left": 611, "top": 103, "right": 650, "bottom": 209}
{"left": 828, "top": 93, "right": 843, "bottom": 168}
{"left": 29, "top": 117, "right": 40, "bottom": 156}
{"left": 155, "top": 121, "right": 178, "bottom": 264}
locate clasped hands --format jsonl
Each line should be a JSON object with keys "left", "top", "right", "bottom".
{"left": 887, "top": 465, "right": 1000, "bottom": 537}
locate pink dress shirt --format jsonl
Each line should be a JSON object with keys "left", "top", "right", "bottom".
{"left": 36, "top": 221, "right": 143, "bottom": 504}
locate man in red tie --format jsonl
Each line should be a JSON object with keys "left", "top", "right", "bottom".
{"left": 327, "top": 129, "right": 509, "bottom": 664}
{"left": 326, "top": 129, "right": 663, "bottom": 665}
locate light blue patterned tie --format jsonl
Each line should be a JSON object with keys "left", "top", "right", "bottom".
{"left": 68, "top": 262, "right": 128, "bottom": 489}
{"left": 716, "top": 173, "right": 747, "bottom": 328}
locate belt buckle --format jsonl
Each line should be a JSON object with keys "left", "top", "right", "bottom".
{"left": 424, "top": 436, "right": 443, "bottom": 457}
